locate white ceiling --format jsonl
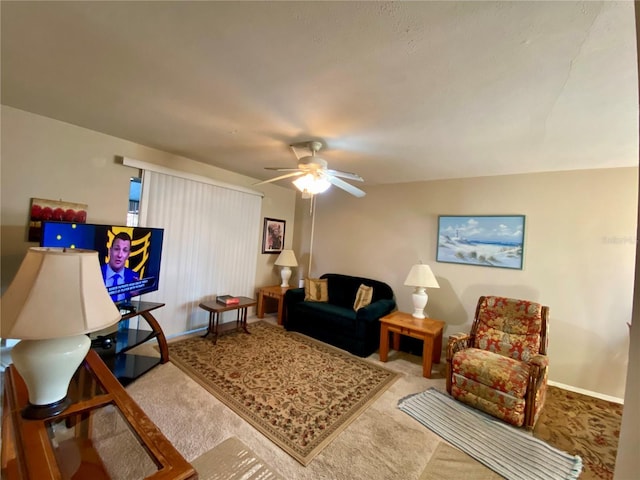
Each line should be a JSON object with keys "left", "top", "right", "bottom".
{"left": 1, "top": 1, "right": 638, "bottom": 190}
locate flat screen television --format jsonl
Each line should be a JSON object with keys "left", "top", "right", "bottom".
{"left": 40, "top": 222, "right": 164, "bottom": 307}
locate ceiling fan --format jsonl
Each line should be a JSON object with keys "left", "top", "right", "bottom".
{"left": 255, "top": 141, "right": 366, "bottom": 198}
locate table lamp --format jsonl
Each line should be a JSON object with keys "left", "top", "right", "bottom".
{"left": 404, "top": 263, "right": 440, "bottom": 319}
{"left": 1, "top": 247, "right": 121, "bottom": 419}
{"left": 274, "top": 249, "right": 298, "bottom": 287}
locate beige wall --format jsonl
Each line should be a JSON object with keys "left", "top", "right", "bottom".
{"left": 0, "top": 106, "right": 296, "bottom": 295}
{"left": 294, "top": 168, "right": 637, "bottom": 399}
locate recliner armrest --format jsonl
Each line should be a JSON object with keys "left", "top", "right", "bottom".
{"left": 527, "top": 353, "right": 549, "bottom": 397}
{"left": 446, "top": 333, "right": 471, "bottom": 361}
{"left": 528, "top": 353, "right": 549, "bottom": 368}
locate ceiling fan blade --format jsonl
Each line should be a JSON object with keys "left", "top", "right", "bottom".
{"left": 326, "top": 169, "right": 364, "bottom": 182}
{"left": 325, "top": 175, "right": 366, "bottom": 197}
{"left": 253, "top": 171, "right": 304, "bottom": 186}
{"left": 265, "top": 167, "right": 300, "bottom": 171}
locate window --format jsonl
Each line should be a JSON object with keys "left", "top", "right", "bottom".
{"left": 127, "top": 177, "right": 141, "bottom": 227}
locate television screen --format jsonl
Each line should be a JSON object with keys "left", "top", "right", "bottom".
{"left": 40, "top": 222, "right": 164, "bottom": 305}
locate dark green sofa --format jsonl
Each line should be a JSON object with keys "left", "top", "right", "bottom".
{"left": 284, "top": 273, "right": 396, "bottom": 357}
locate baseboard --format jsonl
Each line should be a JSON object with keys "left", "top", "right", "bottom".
{"left": 548, "top": 380, "right": 624, "bottom": 404}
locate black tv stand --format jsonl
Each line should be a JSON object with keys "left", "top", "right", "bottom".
{"left": 94, "top": 301, "right": 168, "bottom": 386}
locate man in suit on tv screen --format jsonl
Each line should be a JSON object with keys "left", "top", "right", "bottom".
{"left": 101, "top": 231, "right": 139, "bottom": 302}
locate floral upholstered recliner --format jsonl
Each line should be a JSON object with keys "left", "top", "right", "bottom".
{"left": 446, "top": 296, "right": 549, "bottom": 429}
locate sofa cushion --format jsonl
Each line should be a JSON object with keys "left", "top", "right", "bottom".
{"left": 295, "top": 301, "right": 356, "bottom": 324}
{"left": 451, "top": 348, "right": 530, "bottom": 398}
{"left": 353, "top": 284, "right": 373, "bottom": 311}
{"left": 304, "top": 278, "right": 328, "bottom": 302}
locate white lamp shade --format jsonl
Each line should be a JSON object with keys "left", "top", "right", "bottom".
{"left": 404, "top": 264, "right": 440, "bottom": 288}
{"left": 274, "top": 249, "right": 298, "bottom": 267}
{"left": 1, "top": 247, "right": 121, "bottom": 339}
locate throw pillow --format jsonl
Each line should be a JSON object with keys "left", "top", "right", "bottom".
{"left": 353, "top": 284, "right": 373, "bottom": 311}
{"left": 304, "top": 278, "right": 329, "bottom": 302}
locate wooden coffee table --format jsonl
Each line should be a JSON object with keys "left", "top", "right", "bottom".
{"left": 199, "top": 296, "right": 257, "bottom": 343}
{"left": 379, "top": 311, "right": 445, "bottom": 378}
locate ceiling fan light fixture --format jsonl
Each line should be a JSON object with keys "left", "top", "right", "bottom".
{"left": 260, "top": 139, "right": 365, "bottom": 197}
{"left": 293, "top": 173, "right": 331, "bottom": 195}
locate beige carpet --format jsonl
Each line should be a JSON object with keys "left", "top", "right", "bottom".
{"left": 127, "top": 318, "right": 447, "bottom": 479}
{"left": 191, "top": 436, "right": 283, "bottom": 480}
{"left": 167, "top": 321, "right": 399, "bottom": 465}
{"left": 420, "top": 443, "right": 503, "bottom": 480}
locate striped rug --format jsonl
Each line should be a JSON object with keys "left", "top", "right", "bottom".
{"left": 398, "top": 388, "right": 582, "bottom": 480}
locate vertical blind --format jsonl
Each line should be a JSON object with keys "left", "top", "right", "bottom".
{"left": 138, "top": 170, "right": 262, "bottom": 337}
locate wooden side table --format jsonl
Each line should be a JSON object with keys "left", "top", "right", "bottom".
{"left": 256, "top": 285, "right": 291, "bottom": 325}
{"left": 1, "top": 349, "right": 196, "bottom": 480}
{"left": 379, "top": 311, "right": 445, "bottom": 378}
{"left": 199, "top": 296, "right": 257, "bottom": 343}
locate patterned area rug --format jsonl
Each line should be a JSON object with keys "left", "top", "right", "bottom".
{"left": 534, "top": 386, "right": 623, "bottom": 480}
{"left": 169, "top": 322, "right": 399, "bottom": 465}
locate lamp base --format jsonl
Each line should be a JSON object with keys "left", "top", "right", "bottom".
{"left": 11, "top": 335, "right": 91, "bottom": 419}
{"left": 22, "top": 397, "right": 72, "bottom": 420}
{"left": 280, "top": 266, "right": 292, "bottom": 287}
{"left": 411, "top": 288, "right": 429, "bottom": 319}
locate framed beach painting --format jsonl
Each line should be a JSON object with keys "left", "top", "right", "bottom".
{"left": 436, "top": 215, "right": 525, "bottom": 270}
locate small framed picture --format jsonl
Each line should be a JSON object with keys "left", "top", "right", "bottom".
{"left": 262, "top": 217, "right": 286, "bottom": 254}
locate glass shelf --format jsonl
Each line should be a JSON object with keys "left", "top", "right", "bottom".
{"left": 46, "top": 403, "right": 158, "bottom": 479}
{"left": 90, "top": 301, "right": 168, "bottom": 385}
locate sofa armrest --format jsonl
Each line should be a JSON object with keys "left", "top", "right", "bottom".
{"left": 356, "top": 298, "right": 396, "bottom": 322}
{"left": 284, "top": 287, "right": 305, "bottom": 304}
